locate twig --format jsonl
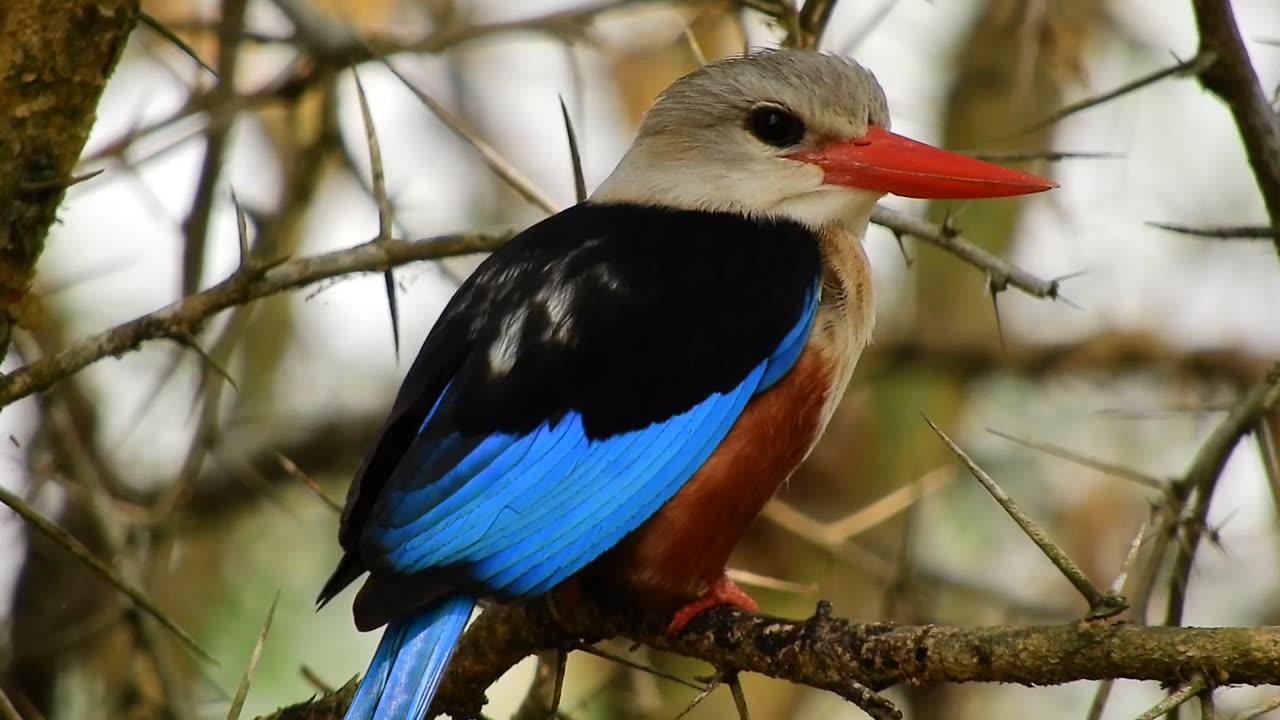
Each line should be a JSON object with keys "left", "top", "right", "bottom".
{"left": 512, "top": 651, "right": 567, "bottom": 720}
{"left": 300, "top": 665, "right": 336, "bottom": 694}
{"left": 1200, "top": 689, "right": 1215, "bottom": 720}
{"left": 1190, "top": 0, "right": 1280, "bottom": 256}
{"left": 16, "top": 168, "right": 105, "bottom": 192}
{"left": 870, "top": 205, "right": 1062, "bottom": 301}
{"left": 761, "top": 466, "right": 953, "bottom": 546}
{"left": 180, "top": 0, "right": 248, "bottom": 297}
{"left": 350, "top": 70, "right": 402, "bottom": 356}
{"left": 1111, "top": 518, "right": 1150, "bottom": 596}
{"left": 1087, "top": 681, "right": 1116, "bottom": 720}
{"left": 227, "top": 593, "right": 279, "bottom": 720}
{"left": 727, "top": 674, "right": 751, "bottom": 720}
{"left": 924, "top": 416, "right": 1128, "bottom": 619}
{"left": 0, "top": 687, "right": 23, "bottom": 720}
{"left": 571, "top": 643, "right": 707, "bottom": 692}
{"left": 987, "top": 428, "right": 1166, "bottom": 490}
{"left": 865, "top": 330, "right": 1270, "bottom": 388}
{"left": 139, "top": 12, "right": 217, "bottom": 77}
{"left": 1133, "top": 675, "right": 1206, "bottom": 720}
{"left": 0, "top": 228, "right": 515, "bottom": 409}
{"left": 969, "top": 150, "right": 1122, "bottom": 163}
{"left": 1164, "top": 364, "right": 1280, "bottom": 627}
{"left": 1019, "top": 52, "right": 1215, "bottom": 134}
{"left": 1228, "top": 692, "right": 1280, "bottom": 720}
{"left": 1087, "top": 514, "right": 1158, "bottom": 720}
{"left": 276, "top": 453, "right": 342, "bottom": 512}
{"left": 674, "top": 671, "right": 724, "bottom": 720}
{"left": 786, "top": 0, "right": 839, "bottom": 49}
{"left": 2, "top": 197, "right": 1124, "bottom": 411}
{"left": 20, "top": 345, "right": 192, "bottom": 714}
{"left": 1146, "top": 222, "right": 1278, "bottom": 240}
{"left": 1258, "top": 414, "right": 1280, "bottom": 518}
{"left": 724, "top": 569, "right": 817, "bottom": 596}
{"left": 380, "top": 60, "right": 560, "bottom": 215}
{"left": 559, "top": 97, "right": 587, "bottom": 203}
{"left": 0, "top": 486, "right": 211, "bottom": 661}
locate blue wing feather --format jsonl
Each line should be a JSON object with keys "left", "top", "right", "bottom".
{"left": 432, "top": 423, "right": 589, "bottom": 556}
{"left": 509, "top": 365, "right": 765, "bottom": 595}
{"left": 396, "top": 435, "right": 540, "bottom": 562}
{"left": 479, "top": 397, "right": 721, "bottom": 590}
{"left": 381, "top": 432, "right": 514, "bottom": 530}
{"left": 365, "top": 289, "right": 815, "bottom": 595}
{"left": 760, "top": 278, "right": 819, "bottom": 390}
{"left": 380, "top": 422, "right": 581, "bottom": 567}
{"left": 370, "top": 369, "right": 755, "bottom": 593}
{"left": 469, "top": 391, "right": 719, "bottom": 573}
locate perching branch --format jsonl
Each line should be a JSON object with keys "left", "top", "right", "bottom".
{"left": 266, "top": 597, "right": 1280, "bottom": 720}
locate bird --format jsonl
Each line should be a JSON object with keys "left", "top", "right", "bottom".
{"left": 319, "top": 49, "right": 1054, "bottom": 720}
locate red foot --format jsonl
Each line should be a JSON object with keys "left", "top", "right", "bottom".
{"left": 666, "top": 574, "right": 759, "bottom": 634}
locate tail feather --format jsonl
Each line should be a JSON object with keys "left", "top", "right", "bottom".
{"left": 344, "top": 594, "right": 476, "bottom": 720}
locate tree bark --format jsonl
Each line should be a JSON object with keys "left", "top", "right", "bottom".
{"left": 0, "top": 0, "right": 140, "bottom": 362}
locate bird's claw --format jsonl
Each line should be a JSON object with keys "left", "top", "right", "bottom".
{"left": 667, "top": 574, "right": 759, "bottom": 634}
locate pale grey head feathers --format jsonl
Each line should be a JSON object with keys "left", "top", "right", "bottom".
{"left": 639, "top": 50, "right": 889, "bottom": 142}
{"left": 592, "top": 50, "right": 891, "bottom": 228}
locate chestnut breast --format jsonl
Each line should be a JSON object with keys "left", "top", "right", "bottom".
{"left": 588, "top": 224, "right": 874, "bottom": 607}
{"left": 587, "top": 343, "right": 834, "bottom": 607}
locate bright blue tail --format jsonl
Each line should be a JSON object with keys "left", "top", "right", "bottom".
{"left": 344, "top": 594, "right": 476, "bottom": 720}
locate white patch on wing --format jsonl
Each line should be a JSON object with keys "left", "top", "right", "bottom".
{"left": 476, "top": 242, "right": 624, "bottom": 365}
{"left": 537, "top": 281, "right": 576, "bottom": 343}
{"left": 488, "top": 306, "right": 528, "bottom": 374}
{"left": 531, "top": 257, "right": 627, "bottom": 344}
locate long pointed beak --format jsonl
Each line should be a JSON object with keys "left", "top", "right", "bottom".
{"left": 787, "top": 126, "right": 1056, "bottom": 199}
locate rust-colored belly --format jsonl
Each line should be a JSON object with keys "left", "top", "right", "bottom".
{"left": 586, "top": 343, "right": 832, "bottom": 609}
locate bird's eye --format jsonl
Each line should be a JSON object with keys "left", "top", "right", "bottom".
{"left": 745, "top": 105, "right": 805, "bottom": 147}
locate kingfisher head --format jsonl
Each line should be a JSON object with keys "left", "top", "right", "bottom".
{"left": 592, "top": 49, "right": 1054, "bottom": 232}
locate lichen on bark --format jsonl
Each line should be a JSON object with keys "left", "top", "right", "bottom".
{"left": 0, "top": 0, "right": 141, "bottom": 362}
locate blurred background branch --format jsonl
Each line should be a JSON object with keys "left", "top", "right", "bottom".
{"left": 1, "top": 0, "right": 1279, "bottom": 719}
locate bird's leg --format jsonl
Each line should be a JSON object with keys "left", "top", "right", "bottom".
{"left": 667, "top": 573, "right": 759, "bottom": 633}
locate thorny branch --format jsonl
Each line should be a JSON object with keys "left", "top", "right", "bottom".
{"left": 0, "top": 199, "right": 1068, "bottom": 412}
{"left": 870, "top": 206, "right": 1061, "bottom": 300}
{"left": 0, "top": 229, "right": 513, "bottom": 408}
{"left": 1190, "top": 0, "right": 1280, "bottom": 257}
{"left": 265, "top": 597, "right": 1280, "bottom": 720}
{"left": 1165, "top": 365, "right": 1280, "bottom": 627}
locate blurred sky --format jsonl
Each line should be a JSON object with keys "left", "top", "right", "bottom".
{"left": 3, "top": 0, "right": 1280, "bottom": 717}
